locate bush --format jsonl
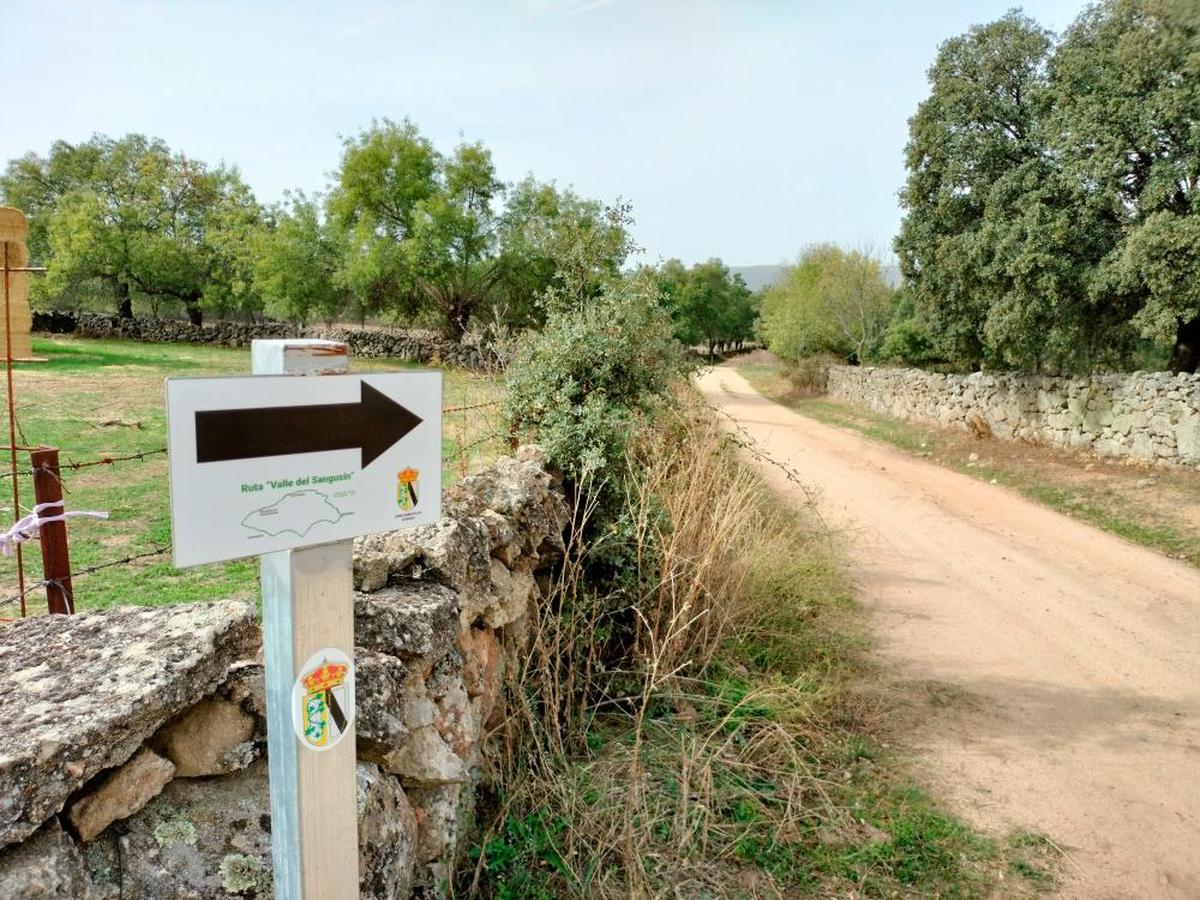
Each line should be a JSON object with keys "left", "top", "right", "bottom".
{"left": 760, "top": 245, "right": 894, "bottom": 363}
{"left": 784, "top": 354, "right": 840, "bottom": 396}
{"left": 505, "top": 271, "right": 683, "bottom": 486}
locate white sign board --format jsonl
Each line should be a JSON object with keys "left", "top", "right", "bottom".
{"left": 166, "top": 372, "right": 442, "bottom": 567}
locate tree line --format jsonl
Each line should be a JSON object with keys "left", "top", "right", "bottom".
{"left": 897, "top": 0, "right": 1199, "bottom": 374}
{"left": 760, "top": 0, "right": 1199, "bottom": 375}
{"left": 1, "top": 120, "right": 756, "bottom": 348}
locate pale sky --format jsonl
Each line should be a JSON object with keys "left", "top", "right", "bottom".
{"left": 3, "top": 0, "right": 1087, "bottom": 267}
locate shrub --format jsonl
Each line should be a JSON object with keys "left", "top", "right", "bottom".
{"left": 760, "top": 245, "right": 894, "bottom": 363}
{"left": 505, "top": 270, "right": 683, "bottom": 488}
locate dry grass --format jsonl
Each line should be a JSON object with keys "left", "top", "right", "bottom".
{"left": 462, "top": 392, "right": 1044, "bottom": 898}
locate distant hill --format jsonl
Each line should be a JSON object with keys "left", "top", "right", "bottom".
{"left": 732, "top": 263, "right": 903, "bottom": 292}
{"left": 730, "top": 265, "right": 786, "bottom": 292}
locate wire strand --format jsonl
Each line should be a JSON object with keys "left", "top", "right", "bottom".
{"left": 0, "top": 544, "right": 171, "bottom": 614}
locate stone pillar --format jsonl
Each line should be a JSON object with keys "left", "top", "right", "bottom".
{"left": 0, "top": 207, "right": 34, "bottom": 361}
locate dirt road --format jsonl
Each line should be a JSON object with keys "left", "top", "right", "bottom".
{"left": 698, "top": 365, "right": 1200, "bottom": 899}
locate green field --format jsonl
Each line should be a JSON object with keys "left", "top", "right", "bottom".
{"left": 0, "top": 336, "right": 504, "bottom": 616}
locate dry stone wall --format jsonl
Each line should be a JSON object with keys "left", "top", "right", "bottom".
{"left": 31, "top": 312, "right": 504, "bottom": 371}
{"left": 0, "top": 447, "right": 568, "bottom": 899}
{"left": 827, "top": 366, "right": 1200, "bottom": 466}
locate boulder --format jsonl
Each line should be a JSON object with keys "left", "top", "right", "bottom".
{"left": 0, "top": 601, "right": 258, "bottom": 848}
{"left": 66, "top": 746, "right": 176, "bottom": 843}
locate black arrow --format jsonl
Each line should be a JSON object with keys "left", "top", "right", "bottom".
{"left": 195, "top": 381, "right": 422, "bottom": 469}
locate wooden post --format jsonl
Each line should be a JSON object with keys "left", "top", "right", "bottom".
{"left": 29, "top": 446, "right": 72, "bottom": 615}
{"left": 254, "top": 339, "right": 359, "bottom": 900}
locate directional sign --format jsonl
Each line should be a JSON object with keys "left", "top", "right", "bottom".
{"left": 166, "top": 372, "right": 441, "bottom": 567}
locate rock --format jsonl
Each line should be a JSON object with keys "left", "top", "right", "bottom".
{"left": 451, "top": 452, "right": 569, "bottom": 567}
{"left": 414, "top": 517, "right": 492, "bottom": 601}
{"left": 408, "top": 783, "right": 474, "bottom": 892}
{"left": 411, "top": 785, "right": 459, "bottom": 864}
{"left": 428, "top": 659, "right": 476, "bottom": 760}
{"left": 67, "top": 746, "right": 176, "bottom": 843}
{"left": 356, "top": 650, "right": 413, "bottom": 761}
{"left": 220, "top": 661, "right": 266, "bottom": 720}
{"left": 83, "top": 758, "right": 417, "bottom": 900}
{"left": 459, "top": 628, "right": 496, "bottom": 698}
{"left": 479, "top": 509, "right": 518, "bottom": 565}
{"left": 1177, "top": 416, "right": 1200, "bottom": 463}
{"left": 355, "top": 582, "right": 460, "bottom": 661}
{"left": 152, "top": 697, "right": 257, "bottom": 777}
{"left": 379, "top": 727, "right": 468, "bottom": 787}
{"left": 0, "top": 819, "right": 91, "bottom": 898}
{"left": 357, "top": 763, "right": 417, "bottom": 899}
{"left": 0, "top": 601, "right": 258, "bottom": 848}
{"left": 356, "top": 515, "right": 491, "bottom": 606}
{"left": 472, "top": 560, "right": 536, "bottom": 628}
{"left": 354, "top": 546, "right": 391, "bottom": 592}
{"left": 461, "top": 628, "right": 504, "bottom": 730}
{"left": 84, "top": 760, "right": 273, "bottom": 899}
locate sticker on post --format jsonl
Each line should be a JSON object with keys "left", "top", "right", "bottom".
{"left": 292, "top": 648, "right": 355, "bottom": 751}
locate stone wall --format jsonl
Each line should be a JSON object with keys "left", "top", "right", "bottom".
{"left": 0, "top": 447, "right": 568, "bottom": 898}
{"left": 31, "top": 311, "right": 504, "bottom": 371}
{"left": 827, "top": 365, "right": 1200, "bottom": 466}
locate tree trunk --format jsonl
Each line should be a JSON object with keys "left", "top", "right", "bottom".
{"left": 115, "top": 281, "right": 133, "bottom": 319}
{"left": 443, "top": 298, "right": 469, "bottom": 340}
{"left": 1171, "top": 315, "right": 1200, "bottom": 374}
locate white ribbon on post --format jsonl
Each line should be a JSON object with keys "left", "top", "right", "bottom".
{"left": 0, "top": 501, "right": 109, "bottom": 557}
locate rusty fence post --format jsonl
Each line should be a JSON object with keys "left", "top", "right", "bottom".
{"left": 30, "top": 446, "right": 72, "bottom": 614}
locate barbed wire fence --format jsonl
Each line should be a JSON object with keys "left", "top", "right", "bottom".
{"left": 0, "top": 386, "right": 510, "bottom": 621}
{"left": 1, "top": 237, "right": 509, "bottom": 619}
{"left": 0, "top": 447, "right": 171, "bottom": 619}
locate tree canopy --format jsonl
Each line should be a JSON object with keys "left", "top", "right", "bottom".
{"left": 759, "top": 245, "right": 894, "bottom": 363}
{"left": 2, "top": 134, "right": 260, "bottom": 323}
{"left": 1, "top": 122, "right": 630, "bottom": 335}
{"left": 895, "top": 0, "right": 1200, "bottom": 373}
{"left": 649, "top": 257, "right": 756, "bottom": 356}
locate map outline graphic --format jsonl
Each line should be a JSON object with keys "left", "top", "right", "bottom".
{"left": 241, "top": 489, "right": 352, "bottom": 539}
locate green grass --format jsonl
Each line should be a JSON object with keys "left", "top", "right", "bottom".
{"left": 739, "top": 361, "right": 1200, "bottom": 568}
{"left": 0, "top": 335, "right": 504, "bottom": 615}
